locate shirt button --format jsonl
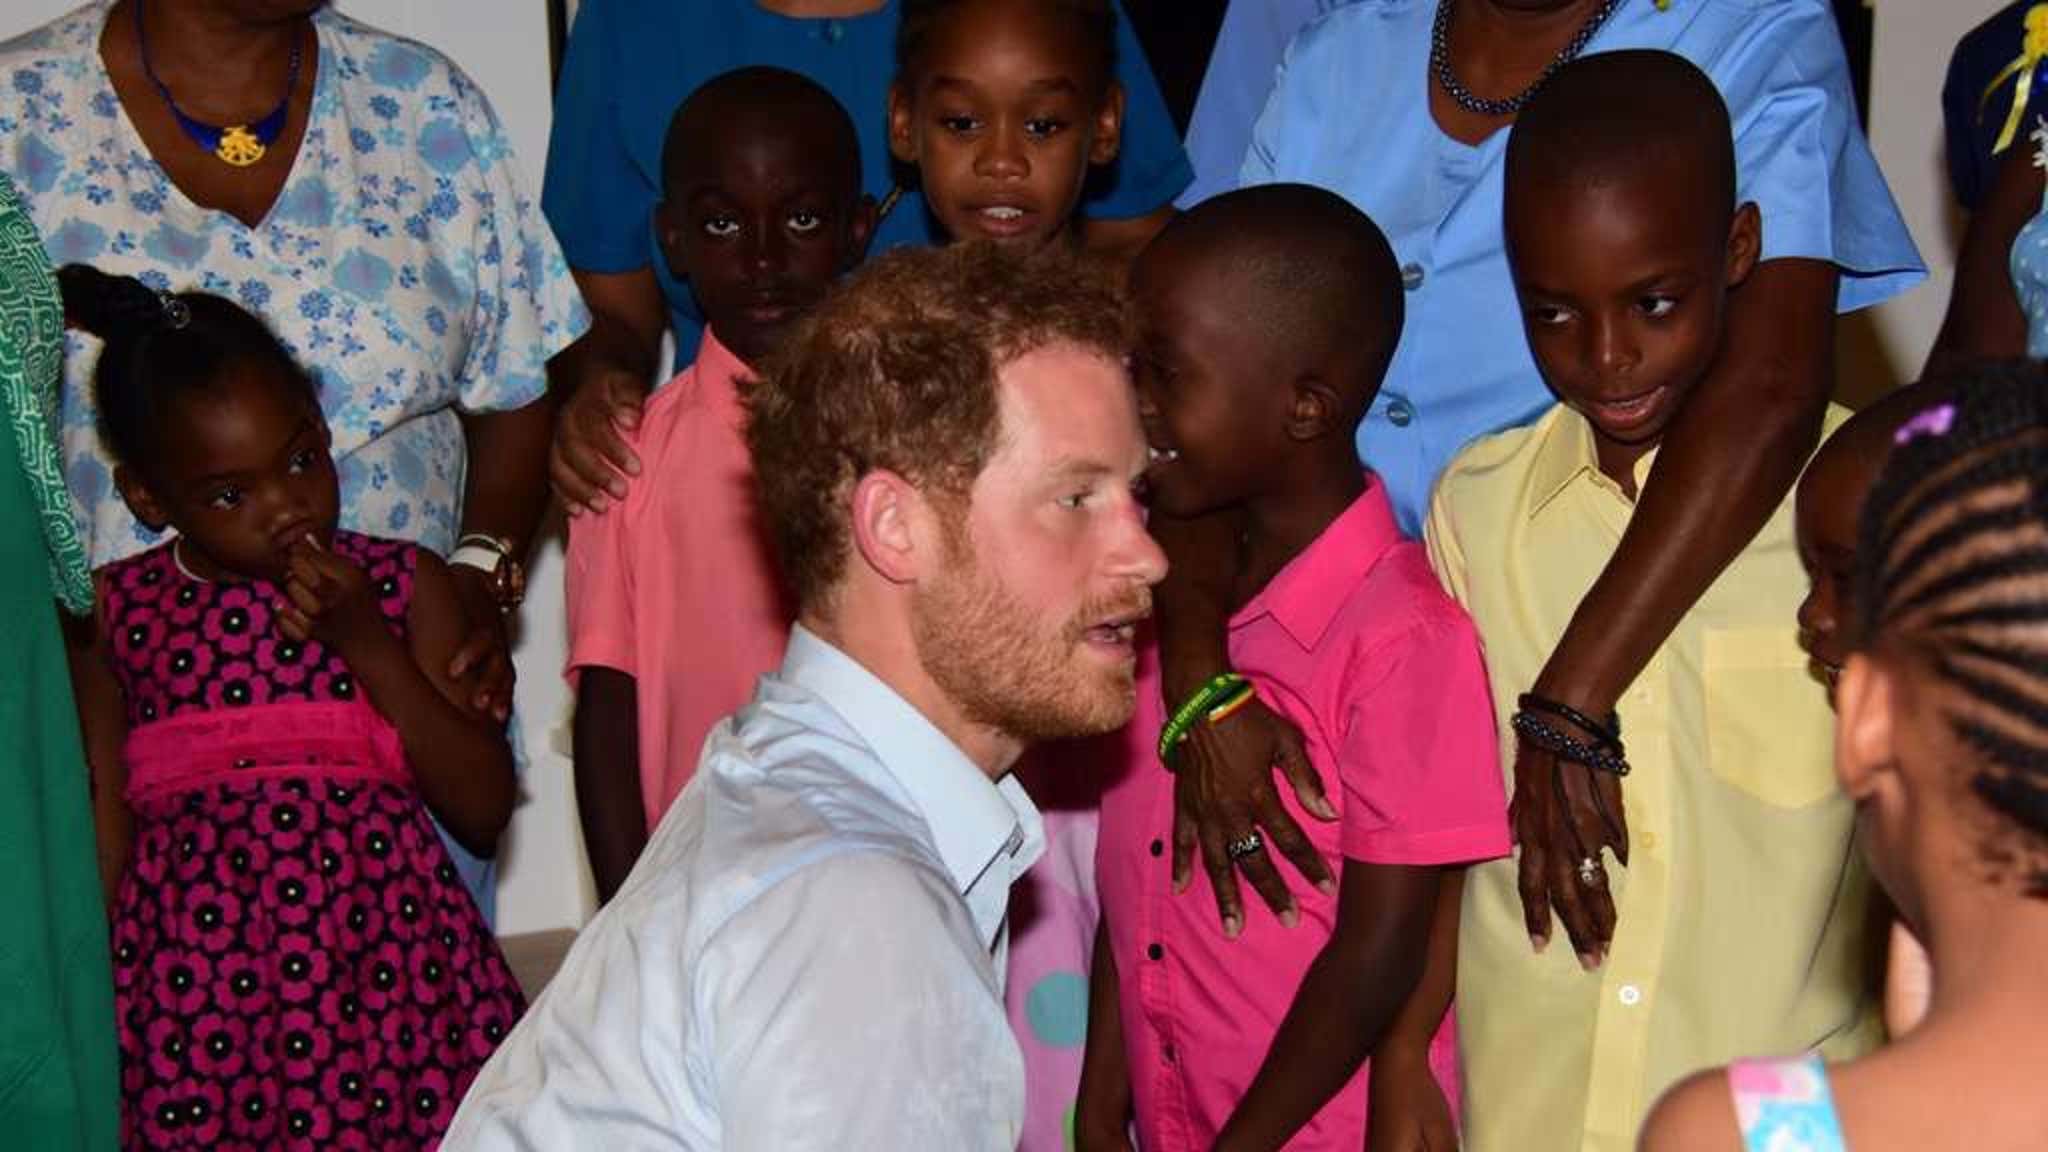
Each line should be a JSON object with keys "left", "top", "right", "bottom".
{"left": 1386, "top": 397, "right": 1415, "bottom": 427}
{"left": 1400, "top": 262, "right": 1425, "bottom": 290}
{"left": 1147, "top": 942, "right": 1164, "bottom": 961}
{"left": 1149, "top": 838, "right": 1164, "bottom": 857}
{"left": 823, "top": 20, "right": 844, "bottom": 42}
{"left": 1619, "top": 984, "right": 1643, "bottom": 1006}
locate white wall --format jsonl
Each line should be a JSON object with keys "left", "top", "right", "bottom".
{"left": 0, "top": 0, "right": 2022, "bottom": 937}
{"left": 1858, "top": 0, "right": 2012, "bottom": 396}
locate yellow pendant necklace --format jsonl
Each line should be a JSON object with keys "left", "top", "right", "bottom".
{"left": 136, "top": 0, "right": 303, "bottom": 168}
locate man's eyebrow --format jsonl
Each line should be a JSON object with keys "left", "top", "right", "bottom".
{"left": 1044, "top": 457, "right": 1115, "bottom": 483}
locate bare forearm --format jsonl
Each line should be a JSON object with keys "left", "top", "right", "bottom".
{"left": 1926, "top": 143, "right": 2039, "bottom": 375}
{"left": 1151, "top": 509, "right": 1241, "bottom": 700}
{"left": 459, "top": 398, "right": 556, "bottom": 558}
{"left": 1535, "top": 260, "right": 1836, "bottom": 709}
{"left": 341, "top": 630, "right": 515, "bottom": 855}
{"left": 1379, "top": 870, "right": 1464, "bottom": 1057}
{"left": 64, "top": 610, "right": 131, "bottom": 904}
{"left": 556, "top": 268, "right": 667, "bottom": 400}
{"left": 1076, "top": 916, "right": 1134, "bottom": 1148}
{"left": 1214, "top": 865, "right": 1438, "bottom": 1152}
{"left": 573, "top": 668, "right": 648, "bottom": 902}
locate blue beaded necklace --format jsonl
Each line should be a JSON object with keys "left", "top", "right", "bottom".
{"left": 135, "top": 0, "right": 303, "bottom": 168}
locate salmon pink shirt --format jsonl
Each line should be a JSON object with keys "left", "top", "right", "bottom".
{"left": 1097, "top": 479, "right": 1509, "bottom": 1151}
{"left": 565, "top": 330, "right": 792, "bottom": 828}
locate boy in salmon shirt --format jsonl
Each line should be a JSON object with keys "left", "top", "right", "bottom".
{"left": 565, "top": 67, "right": 875, "bottom": 899}
{"left": 1076, "top": 184, "right": 1509, "bottom": 1152}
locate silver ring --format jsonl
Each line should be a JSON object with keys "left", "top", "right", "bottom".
{"left": 1226, "top": 831, "right": 1265, "bottom": 861}
{"left": 1577, "top": 856, "right": 1603, "bottom": 887}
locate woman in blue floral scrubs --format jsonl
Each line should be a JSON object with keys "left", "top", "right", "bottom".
{"left": 0, "top": 0, "right": 589, "bottom": 916}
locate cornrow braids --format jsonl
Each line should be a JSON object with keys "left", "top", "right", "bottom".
{"left": 1855, "top": 360, "right": 2048, "bottom": 895}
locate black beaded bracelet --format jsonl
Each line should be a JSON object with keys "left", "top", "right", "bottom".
{"left": 1516, "top": 692, "right": 1622, "bottom": 750}
{"left": 1512, "top": 710, "right": 1632, "bottom": 777}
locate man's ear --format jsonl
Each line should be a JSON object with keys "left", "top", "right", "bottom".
{"left": 1724, "top": 201, "right": 1762, "bottom": 289}
{"left": 655, "top": 200, "right": 690, "bottom": 284}
{"left": 1835, "top": 651, "right": 1901, "bottom": 804}
{"left": 113, "top": 463, "right": 169, "bottom": 533}
{"left": 1089, "top": 80, "right": 1126, "bottom": 167}
{"left": 887, "top": 81, "right": 918, "bottom": 165}
{"left": 848, "top": 469, "right": 924, "bottom": 586}
{"left": 1286, "top": 375, "right": 1343, "bottom": 442}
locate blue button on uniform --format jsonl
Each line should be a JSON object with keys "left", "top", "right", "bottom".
{"left": 1386, "top": 397, "right": 1415, "bottom": 427}
{"left": 1400, "top": 262, "right": 1425, "bottom": 290}
{"left": 824, "top": 20, "right": 844, "bottom": 43}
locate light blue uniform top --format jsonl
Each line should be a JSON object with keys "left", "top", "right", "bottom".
{"left": 1238, "top": 0, "right": 1927, "bottom": 533}
{"left": 1182, "top": 0, "right": 1359, "bottom": 208}
{"left": 544, "top": 0, "right": 1193, "bottom": 370}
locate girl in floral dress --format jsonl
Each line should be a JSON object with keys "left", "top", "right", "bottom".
{"left": 61, "top": 265, "right": 524, "bottom": 1151}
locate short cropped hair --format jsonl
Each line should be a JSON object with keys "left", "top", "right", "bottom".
{"left": 744, "top": 243, "right": 1128, "bottom": 610}
{"left": 896, "top": 0, "right": 1117, "bottom": 93}
{"left": 1507, "top": 50, "right": 1736, "bottom": 239}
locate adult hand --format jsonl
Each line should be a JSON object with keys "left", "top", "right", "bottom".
{"left": 1508, "top": 734, "right": 1627, "bottom": 969}
{"left": 446, "top": 563, "right": 515, "bottom": 722}
{"left": 549, "top": 364, "right": 646, "bottom": 515}
{"left": 1365, "top": 1050, "right": 1458, "bottom": 1152}
{"left": 1172, "top": 696, "right": 1336, "bottom": 938}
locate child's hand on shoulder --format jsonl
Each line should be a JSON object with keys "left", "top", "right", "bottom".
{"left": 278, "top": 537, "right": 387, "bottom": 654}
{"left": 1365, "top": 1047, "right": 1458, "bottom": 1152}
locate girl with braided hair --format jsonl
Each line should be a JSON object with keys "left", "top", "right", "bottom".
{"left": 59, "top": 265, "right": 527, "bottom": 1149}
{"left": 1642, "top": 360, "right": 2048, "bottom": 1152}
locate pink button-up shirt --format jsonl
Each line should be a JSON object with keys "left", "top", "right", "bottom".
{"left": 564, "top": 330, "right": 793, "bottom": 828}
{"left": 1097, "top": 480, "right": 1510, "bottom": 1151}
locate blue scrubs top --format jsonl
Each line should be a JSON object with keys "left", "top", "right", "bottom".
{"left": 544, "top": 0, "right": 1194, "bottom": 369}
{"left": 1181, "top": 0, "right": 1356, "bottom": 208}
{"left": 1242, "top": 0, "right": 1927, "bottom": 533}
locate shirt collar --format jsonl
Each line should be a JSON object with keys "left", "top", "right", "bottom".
{"left": 1525, "top": 407, "right": 1660, "bottom": 519}
{"left": 778, "top": 625, "right": 1044, "bottom": 896}
{"left": 1231, "top": 477, "right": 1403, "bottom": 651}
{"left": 695, "top": 326, "right": 751, "bottom": 386}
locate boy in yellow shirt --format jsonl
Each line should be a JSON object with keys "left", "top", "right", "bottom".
{"left": 1424, "top": 51, "right": 1877, "bottom": 1152}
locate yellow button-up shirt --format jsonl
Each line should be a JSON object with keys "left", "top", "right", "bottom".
{"left": 1424, "top": 404, "right": 1878, "bottom": 1152}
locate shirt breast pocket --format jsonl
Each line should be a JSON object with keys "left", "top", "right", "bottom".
{"left": 1703, "top": 628, "right": 1839, "bottom": 808}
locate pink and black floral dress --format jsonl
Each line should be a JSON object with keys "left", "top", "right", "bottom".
{"left": 101, "top": 531, "right": 523, "bottom": 1150}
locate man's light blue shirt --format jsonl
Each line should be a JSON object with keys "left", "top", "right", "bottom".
{"left": 1239, "top": 0, "right": 1926, "bottom": 533}
{"left": 445, "top": 625, "right": 1046, "bottom": 1150}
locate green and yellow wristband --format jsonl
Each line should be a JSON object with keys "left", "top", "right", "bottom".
{"left": 1157, "top": 672, "right": 1257, "bottom": 769}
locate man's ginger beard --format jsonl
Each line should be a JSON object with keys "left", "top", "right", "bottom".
{"left": 910, "top": 494, "right": 1148, "bottom": 743}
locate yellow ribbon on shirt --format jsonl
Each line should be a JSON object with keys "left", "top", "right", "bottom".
{"left": 1980, "top": 4, "right": 2048, "bottom": 155}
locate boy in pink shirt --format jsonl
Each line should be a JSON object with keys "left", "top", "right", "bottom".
{"left": 1077, "top": 186, "right": 1510, "bottom": 1152}
{"left": 565, "top": 67, "right": 875, "bottom": 899}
